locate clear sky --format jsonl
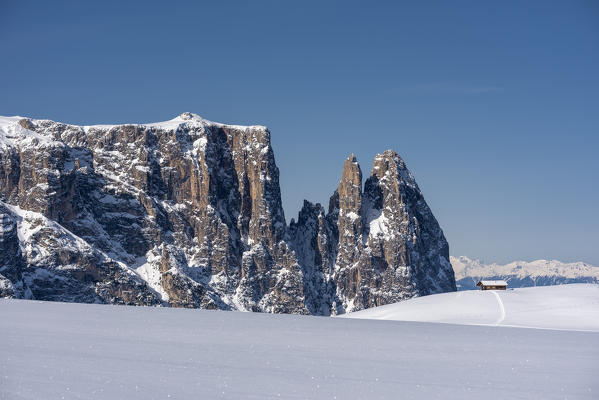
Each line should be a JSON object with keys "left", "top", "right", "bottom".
{"left": 1, "top": 1, "right": 598, "bottom": 264}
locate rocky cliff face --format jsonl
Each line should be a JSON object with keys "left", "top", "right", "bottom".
{"left": 0, "top": 113, "right": 455, "bottom": 314}
{"left": 290, "top": 152, "right": 456, "bottom": 313}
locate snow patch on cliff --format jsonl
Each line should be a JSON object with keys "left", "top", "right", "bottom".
{"left": 0, "top": 116, "right": 63, "bottom": 149}
{"left": 135, "top": 250, "right": 170, "bottom": 302}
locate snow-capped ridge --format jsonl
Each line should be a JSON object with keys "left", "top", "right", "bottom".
{"left": 0, "top": 115, "right": 64, "bottom": 149}
{"left": 452, "top": 255, "right": 599, "bottom": 290}
{"left": 0, "top": 113, "right": 268, "bottom": 138}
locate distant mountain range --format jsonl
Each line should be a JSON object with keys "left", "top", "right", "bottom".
{"left": 451, "top": 256, "right": 599, "bottom": 290}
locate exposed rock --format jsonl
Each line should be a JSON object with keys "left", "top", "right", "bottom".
{"left": 0, "top": 113, "right": 455, "bottom": 314}
{"left": 289, "top": 200, "right": 339, "bottom": 315}
{"left": 361, "top": 151, "right": 456, "bottom": 302}
{"left": 290, "top": 152, "right": 456, "bottom": 314}
{"left": 0, "top": 273, "right": 13, "bottom": 298}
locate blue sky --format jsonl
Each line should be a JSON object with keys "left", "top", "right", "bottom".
{"left": 1, "top": 1, "right": 598, "bottom": 264}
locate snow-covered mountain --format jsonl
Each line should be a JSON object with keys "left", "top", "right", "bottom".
{"left": 0, "top": 113, "right": 455, "bottom": 314}
{"left": 452, "top": 256, "right": 599, "bottom": 290}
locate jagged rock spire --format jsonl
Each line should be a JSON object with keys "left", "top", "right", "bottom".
{"left": 331, "top": 154, "right": 364, "bottom": 268}
{"left": 293, "top": 150, "right": 456, "bottom": 314}
{"left": 335, "top": 154, "right": 363, "bottom": 215}
{"left": 362, "top": 150, "right": 456, "bottom": 304}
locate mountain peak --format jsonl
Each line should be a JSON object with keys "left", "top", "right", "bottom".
{"left": 177, "top": 111, "right": 201, "bottom": 121}
{"left": 0, "top": 113, "right": 456, "bottom": 314}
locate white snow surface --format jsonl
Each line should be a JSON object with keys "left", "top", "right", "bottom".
{"left": 0, "top": 298, "right": 597, "bottom": 400}
{"left": 367, "top": 210, "right": 390, "bottom": 238}
{"left": 343, "top": 284, "right": 599, "bottom": 332}
{"left": 135, "top": 250, "right": 170, "bottom": 302}
{"left": 0, "top": 116, "right": 62, "bottom": 149}
{"left": 478, "top": 280, "right": 508, "bottom": 286}
{"left": 81, "top": 112, "right": 268, "bottom": 132}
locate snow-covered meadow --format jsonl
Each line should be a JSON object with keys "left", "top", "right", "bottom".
{"left": 344, "top": 283, "right": 599, "bottom": 331}
{"left": 1, "top": 285, "right": 598, "bottom": 399}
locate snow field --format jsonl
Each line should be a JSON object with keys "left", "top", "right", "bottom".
{"left": 344, "top": 284, "right": 599, "bottom": 331}
{"left": 1, "top": 294, "right": 598, "bottom": 400}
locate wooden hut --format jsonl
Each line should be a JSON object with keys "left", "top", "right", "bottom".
{"left": 476, "top": 280, "right": 507, "bottom": 291}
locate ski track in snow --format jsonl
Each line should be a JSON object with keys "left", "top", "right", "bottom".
{"left": 491, "top": 290, "right": 506, "bottom": 326}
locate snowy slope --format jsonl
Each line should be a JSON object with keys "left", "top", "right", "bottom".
{"left": 1, "top": 299, "right": 598, "bottom": 400}
{"left": 343, "top": 284, "right": 599, "bottom": 331}
{"left": 452, "top": 256, "right": 599, "bottom": 290}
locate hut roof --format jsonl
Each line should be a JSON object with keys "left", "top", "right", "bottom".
{"left": 477, "top": 280, "right": 508, "bottom": 286}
